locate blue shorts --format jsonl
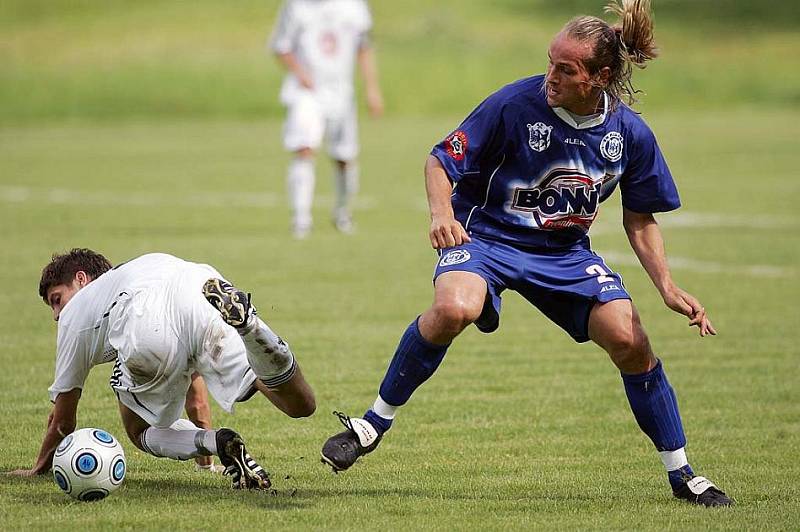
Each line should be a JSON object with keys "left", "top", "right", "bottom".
{"left": 433, "top": 237, "right": 631, "bottom": 342}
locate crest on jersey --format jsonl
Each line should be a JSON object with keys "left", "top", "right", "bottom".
{"left": 527, "top": 122, "right": 553, "bottom": 152}
{"left": 445, "top": 131, "right": 468, "bottom": 161}
{"left": 511, "top": 168, "right": 600, "bottom": 231}
{"left": 439, "top": 249, "right": 471, "bottom": 267}
{"left": 600, "top": 131, "right": 624, "bottom": 162}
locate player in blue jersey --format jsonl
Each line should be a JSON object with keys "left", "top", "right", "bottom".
{"left": 321, "top": 0, "right": 732, "bottom": 507}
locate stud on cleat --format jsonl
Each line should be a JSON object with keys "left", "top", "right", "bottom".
{"left": 202, "top": 278, "right": 256, "bottom": 330}
{"left": 215, "top": 428, "right": 271, "bottom": 490}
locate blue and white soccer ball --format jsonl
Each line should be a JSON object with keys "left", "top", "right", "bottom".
{"left": 52, "top": 428, "right": 126, "bottom": 501}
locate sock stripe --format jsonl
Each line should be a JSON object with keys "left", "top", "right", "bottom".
{"left": 261, "top": 359, "right": 297, "bottom": 389}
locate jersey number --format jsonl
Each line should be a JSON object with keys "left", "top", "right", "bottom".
{"left": 586, "top": 264, "right": 614, "bottom": 283}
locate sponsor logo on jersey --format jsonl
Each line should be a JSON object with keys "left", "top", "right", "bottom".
{"left": 600, "top": 131, "right": 624, "bottom": 162}
{"left": 445, "top": 131, "right": 468, "bottom": 161}
{"left": 439, "top": 249, "right": 471, "bottom": 267}
{"left": 564, "top": 137, "right": 586, "bottom": 146}
{"left": 527, "top": 122, "right": 553, "bottom": 152}
{"left": 511, "top": 168, "right": 600, "bottom": 230}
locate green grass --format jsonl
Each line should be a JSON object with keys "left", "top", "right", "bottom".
{"left": 1, "top": 0, "right": 799, "bottom": 123}
{"left": 0, "top": 111, "right": 798, "bottom": 530}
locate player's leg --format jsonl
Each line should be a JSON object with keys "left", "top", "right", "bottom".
{"left": 328, "top": 108, "right": 359, "bottom": 233}
{"left": 589, "top": 299, "right": 732, "bottom": 506}
{"left": 109, "top": 287, "right": 271, "bottom": 490}
{"left": 251, "top": 367, "right": 315, "bottom": 418}
{"left": 117, "top": 399, "right": 271, "bottom": 490}
{"left": 185, "top": 373, "right": 224, "bottom": 473}
{"left": 332, "top": 159, "right": 358, "bottom": 233}
{"left": 202, "top": 278, "right": 315, "bottom": 417}
{"left": 321, "top": 270, "right": 488, "bottom": 472}
{"left": 288, "top": 148, "right": 316, "bottom": 239}
{"left": 284, "top": 94, "right": 324, "bottom": 238}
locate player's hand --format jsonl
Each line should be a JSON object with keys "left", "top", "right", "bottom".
{"left": 298, "top": 72, "right": 314, "bottom": 90}
{"left": 367, "top": 89, "right": 384, "bottom": 117}
{"left": 429, "top": 215, "right": 471, "bottom": 250}
{"left": 661, "top": 286, "right": 717, "bottom": 337}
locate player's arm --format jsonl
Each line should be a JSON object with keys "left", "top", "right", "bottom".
{"left": 426, "top": 155, "right": 470, "bottom": 250}
{"left": 622, "top": 207, "right": 716, "bottom": 337}
{"left": 9, "top": 388, "right": 81, "bottom": 477}
{"left": 275, "top": 52, "right": 314, "bottom": 90}
{"left": 357, "top": 43, "right": 383, "bottom": 117}
{"left": 185, "top": 373, "right": 215, "bottom": 468}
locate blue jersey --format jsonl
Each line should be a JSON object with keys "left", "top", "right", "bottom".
{"left": 431, "top": 75, "right": 680, "bottom": 250}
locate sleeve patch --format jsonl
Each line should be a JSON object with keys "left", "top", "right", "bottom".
{"left": 445, "top": 131, "right": 468, "bottom": 161}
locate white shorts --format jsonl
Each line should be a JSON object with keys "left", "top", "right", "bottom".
{"left": 107, "top": 264, "right": 256, "bottom": 428}
{"left": 282, "top": 91, "right": 358, "bottom": 161}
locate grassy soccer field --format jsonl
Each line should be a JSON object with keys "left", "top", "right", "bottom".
{"left": 1, "top": 1, "right": 799, "bottom": 530}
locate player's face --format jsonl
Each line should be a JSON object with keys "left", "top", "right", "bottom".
{"left": 46, "top": 272, "right": 89, "bottom": 322}
{"left": 545, "top": 32, "right": 601, "bottom": 115}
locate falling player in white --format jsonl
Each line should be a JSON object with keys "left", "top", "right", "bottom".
{"left": 270, "top": 0, "right": 384, "bottom": 238}
{"left": 9, "top": 249, "right": 315, "bottom": 489}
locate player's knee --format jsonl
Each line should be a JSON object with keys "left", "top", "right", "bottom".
{"left": 606, "top": 326, "right": 652, "bottom": 373}
{"left": 290, "top": 399, "right": 316, "bottom": 418}
{"left": 286, "top": 393, "right": 316, "bottom": 418}
{"left": 430, "top": 298, "right": 481, "bottom": 336}
{"left": 295, "top": 147, "right": 314, "bottom": 159}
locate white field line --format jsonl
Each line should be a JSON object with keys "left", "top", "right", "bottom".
{"left": 600, "top": 251, "right": 795, "bottom": 279}
{"left": 589, "top": 212, "right": 800, "bottom": 235}
{"left": 0, "top": 185, "right": 376, "bottom": 210}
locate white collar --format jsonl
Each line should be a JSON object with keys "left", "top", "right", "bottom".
{"left": 552, "top": 92, "right": 609, "bottom": 130}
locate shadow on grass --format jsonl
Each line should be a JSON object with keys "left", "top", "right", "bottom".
{"left": 3, "top": 469, "right": 680, "bottom": 507}
{"left": 0, "top": 473, "right": 312, "bottom": 510}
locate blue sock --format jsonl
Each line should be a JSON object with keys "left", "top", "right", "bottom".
{"left": 363, "top": 409, "right": 393, "bottom": 434}
{"left": 667, "top": 464, "right": 695, "bottom": 491}
{"left": 621, "top": 359, "right": 687, "bottom": 455}
{"left": 363, "top": 318, "right": 450, "bottom": 433}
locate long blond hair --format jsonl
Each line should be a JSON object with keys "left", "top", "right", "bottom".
{"left": 563, "top": 0, "right": 659, "bottom": 108}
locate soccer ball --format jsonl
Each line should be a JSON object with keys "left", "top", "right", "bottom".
{"left": 52, "top": 428, "right": 126, "bottom": 501}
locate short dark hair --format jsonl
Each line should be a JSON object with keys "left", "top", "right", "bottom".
{"left": 39, "top": 248, "right": 113, "bottom": 303}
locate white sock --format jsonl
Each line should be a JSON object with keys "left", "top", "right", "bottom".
{"left": 169, "top": 418, "right": 199, "bottom": 431}
{"left": 288, "top": 157, "right": 315, "bottom": 231}
{"left": 659, "top": 447, "right": 688, "bottom": 471}
{"left": 372, "top": 396, "right": 397, "bottom": 420}
{"left": 333, "top": 162, "right": 358, "bottom": 222}
{"left": 240, "top": 316, "right": 296, "bottom": 388}
{"left": 141, "top": 426, "right": 216, "bottom": 460}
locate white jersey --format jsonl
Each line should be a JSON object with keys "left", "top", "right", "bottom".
{"left": 49, "top": 253, "right": 246, "bottom": 408}
{"left": 270, "top": 0, "right": 372, "bottom": 112}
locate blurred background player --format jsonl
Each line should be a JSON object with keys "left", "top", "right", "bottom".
{"left": 321, "top": 0, "right": 733, "bottom": 507}
{"left": 270, "top": 0, "right": 384, "bottom": 238}
{"left": 11, "top": 249, "right": 315, "bottom": 489}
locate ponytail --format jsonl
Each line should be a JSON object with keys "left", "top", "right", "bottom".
{"left": 563, "top": 0, "right": 658, "bottom": 108}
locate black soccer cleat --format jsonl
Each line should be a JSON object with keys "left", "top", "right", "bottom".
{"left": 673, "top": 476, "right": 733, "bottom": 507}
{"left": 215, "top": 428, "right": 271, "bottom": 490}
{"left": 320, "top": 411, "right": 383, "bottom": 472}
{"left": 202, "top": 278, "right": 255, "bottom": 330}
